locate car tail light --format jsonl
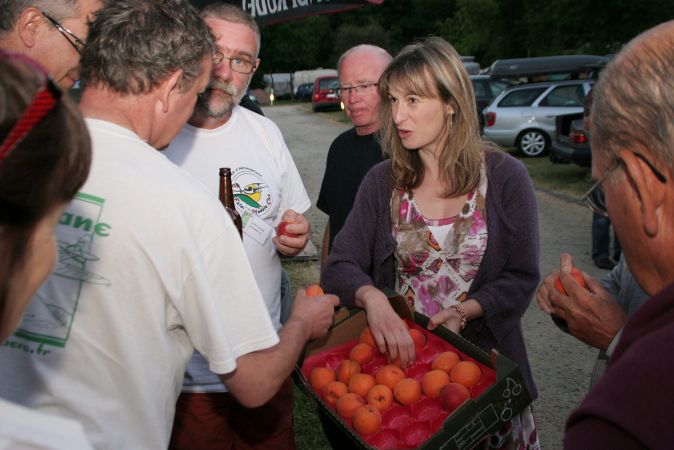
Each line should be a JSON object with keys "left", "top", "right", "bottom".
{"left": 570, "top": 130, "right": 587, "bottom": 144}
{"left": 485, "top": 112, "right": 496, "bottom": 127}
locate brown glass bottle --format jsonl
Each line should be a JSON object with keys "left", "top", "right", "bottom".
{"left": 218, "top": 167, "right": 243, "bottom": 238}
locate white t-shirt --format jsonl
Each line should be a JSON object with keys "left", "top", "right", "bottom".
{"left": 163, "top": 105, "right": 310, "bottom": 392}
{"left": 0, "top": 119, "right": 278, "bottom": 449}
{"left": 0, "top": 399, "right": 92, "bottom": 450}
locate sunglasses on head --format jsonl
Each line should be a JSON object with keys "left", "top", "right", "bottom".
{"left": 0, "top": 51, "right": 62, "bottom": 163}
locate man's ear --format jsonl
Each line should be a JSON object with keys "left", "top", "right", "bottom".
{"left": 16, "top": 7, "right": 45, "bottom": 49}
{"left": 158, "top": 69, "right": 184, "bottom": 114}
{"left": 252, "top": 58, "right": 261, "bottom": 74}
{"left": 619, "top": 149, "right": 666, "bottom": 237}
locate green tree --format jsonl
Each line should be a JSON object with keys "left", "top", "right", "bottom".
{"left": 330, "top": 22, "right": 391, "bottom": 63}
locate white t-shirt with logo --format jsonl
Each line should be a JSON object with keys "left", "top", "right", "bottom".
{"left": 0, "top": 119, "right": 278, "bottom": 449}
{"left": 0, "top": 399, "right": 93, "bottom": 450}
{"left": 164, "top": 105, "right": 310, "bottom": 392}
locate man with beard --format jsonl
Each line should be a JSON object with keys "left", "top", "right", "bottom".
{"left": 163, "top": 4, "right": 311, "bottom": 450}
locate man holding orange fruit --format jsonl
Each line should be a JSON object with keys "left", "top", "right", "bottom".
{"left": 560, "top": 20, "right": 674, "bottom": 448}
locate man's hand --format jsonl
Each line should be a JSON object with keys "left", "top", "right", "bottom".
{"left": 286, "top": 288, "right": 339, "bottom": 341}
{"left": 537, "top": 253, "right": 627, "bottom": 350}
{"left": 356, "top": 286, "right": 415, "bottom": 367}
{"left": 273, "top": 210, "right": 310, "bottom": 257}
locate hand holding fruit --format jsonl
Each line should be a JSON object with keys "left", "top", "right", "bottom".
{"left": 538, "top": 253, "right": 627, "bottom": 350}
{"left": 273, "top": 210, "right": 310, "bottom": 257}
{"left": 288, "top": 287, "right": 339, "bottom": 340}
{"left": 356, "top": 286, "right": 416, "bottom": 367}
{"left": 536, "top": 253, "right": 588, "bottom": 315}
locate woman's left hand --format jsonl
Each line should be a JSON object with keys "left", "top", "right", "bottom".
{"left": 428, "top": 308, "right": 463, "bottom": 334}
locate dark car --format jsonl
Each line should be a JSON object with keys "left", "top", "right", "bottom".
{"left": 550, "top": 112, "right": 591, "bottom": 167}
{"left": 312, "top": 76, "right": 342, "bottom": 112}
{"left": 296, "top": 83, "right": 313, "bottom": 102}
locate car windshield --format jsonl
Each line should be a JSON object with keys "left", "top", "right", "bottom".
{"left": 319, "top": 78, "right": 339, "bottom": 90}
{"left": 539, "top": 85, "right": 585, "bottom": 107}
{"left": 489, "top": 80, "right": 510, "bottom": 96}
{"left": 499, "top": 87, "right": 547, "bottom": 107}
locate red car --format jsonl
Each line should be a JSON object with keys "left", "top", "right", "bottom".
{"left": 312, "top": 76, "right": 342, "bottom": 112}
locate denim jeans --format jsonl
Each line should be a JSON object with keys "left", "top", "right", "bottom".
{"left": 592, "top": 213, "right": 622, "bottom": 261}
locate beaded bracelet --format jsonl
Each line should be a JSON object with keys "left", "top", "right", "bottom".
{"left": 450, "top": 304, "right": 467, "bottom": 331}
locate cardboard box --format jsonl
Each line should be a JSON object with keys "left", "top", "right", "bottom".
{"left": 294, "top": 292, "right": 532, "bottom": 450}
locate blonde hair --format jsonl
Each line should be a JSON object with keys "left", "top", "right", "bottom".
{"left": 378, "top": 37, "right": 493, "bottom": 196}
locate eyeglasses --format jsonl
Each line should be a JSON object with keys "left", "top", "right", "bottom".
{"left": 335, "top": 83, "right": 378, "bottom": 98}
{"left": 0, "top": 52, "right": 62, "bottom": 163}
{"left": 40, "top": 11, "right": 86, "bottom": 54}
{"left": 582, "top": 152, "right": 667, "bottom": 216}
{"left": 212, "top": 51, "right": 256, "bottom": 74}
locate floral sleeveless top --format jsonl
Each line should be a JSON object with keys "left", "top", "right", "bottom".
{"left": 392, "top": 165, "right": 488, "bottom": 317}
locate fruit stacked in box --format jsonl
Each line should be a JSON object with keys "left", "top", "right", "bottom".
{"left": 300, "top": 320, "right": 497, "bottom": 450}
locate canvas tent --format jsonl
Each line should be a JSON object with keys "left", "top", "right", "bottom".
{"left": 189, "top": 0, "right": 383, "bottom": 26}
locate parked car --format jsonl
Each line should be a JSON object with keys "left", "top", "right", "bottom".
{"left": 296, "top": 83, "right": 313, "bottom": 102}
{"left": 482, "top": 79, "right": 594, "bottom": 156}
{"left": 312, "top": 75, "right": 342, "bottom": 112}
{"left": 470, "top": 75, "right": 511, "bottom": 132}
{"left": 550, "top": 112, "right": 591, "bottom": 167}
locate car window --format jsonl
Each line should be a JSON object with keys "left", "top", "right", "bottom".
{"left": 472, "top": 80, "right": 488, "bottom": 97}
{"left": 498, "top": 87, "right": 547, "bottom": 107}
{"left": 319, "top": 78, "right": 339, "bottom": 90}
{"left": 489, "top": 80, "right": 510, "bottom": 96}
{"left": 539, "top": 84, "right": 585, "bottom": 107}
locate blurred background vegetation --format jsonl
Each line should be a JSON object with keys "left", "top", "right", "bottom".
{"left": 252, "top": 0, "right": 674, "bottom": 88}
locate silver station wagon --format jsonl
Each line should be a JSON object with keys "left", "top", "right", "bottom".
{"left": 482, "top": 79, "right": 594, "bottom": 157}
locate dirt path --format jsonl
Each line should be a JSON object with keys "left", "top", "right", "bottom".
{"left": 265, "top": 104, "right": 609, "bottom": 450}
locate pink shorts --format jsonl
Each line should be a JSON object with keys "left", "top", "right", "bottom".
{"left": 169, "top": 377, "right": 295, "bottom": 450}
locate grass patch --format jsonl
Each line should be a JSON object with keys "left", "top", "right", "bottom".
{"left": 293, "top": 384, "right": 332, "bottom": 449}
{"left": 505, "top": 149, "right": 593, "bottom": 199}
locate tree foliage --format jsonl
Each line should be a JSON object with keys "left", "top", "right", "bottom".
{"left": 258, "top": 0, "right": 674, "bottom": 75}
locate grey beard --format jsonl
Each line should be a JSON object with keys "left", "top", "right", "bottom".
{"left": 197, "top": 80, "right": 243, "bottom": 119}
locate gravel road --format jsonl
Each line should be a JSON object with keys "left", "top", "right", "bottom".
{"left": 265, "top": 103, "right": 611, "bottom": 450}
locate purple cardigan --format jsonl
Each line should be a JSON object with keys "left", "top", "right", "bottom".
{"left": 322, "top": 150, "right": 539, "bottom": 398}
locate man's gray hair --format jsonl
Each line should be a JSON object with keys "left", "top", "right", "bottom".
{"left": 337, "top": 44, "right": 392, "bottom": 75}
{"left": 200, "top": 3, "right": 260, "bottom": 57}
{"left": 79, "top": 0, "right": 214, "bottom": 95}
{"left": 591, "top": 20, "right": 674, "bottom": 169}
{"left": 0, "top": 0, "right": 79, "bottom": 33}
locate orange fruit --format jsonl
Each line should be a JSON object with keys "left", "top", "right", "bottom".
{"left": 393, "top": 378, "right": 422, "bottom": 406}
{"left": 366, "top": 384, "right": 393, "bottom": 411}
{"left": 553, "top": 267, "right": 587, "bottom": 295}
{"left": 336, "top": 392, "right": 366, "bottom": 420}
{"left": 409, "top": 329, "right": 427, "bottom": 350}
{"left": 450, "top": 361, "right": 482, "bottom": 388}
{"left": 309, "top": 366, "right": 336, "bottom": 391}
{"left": 432, "top": 351, "right": 461, "bottom": 374}
{"left": 375, "top": 365, "right": 405, "bottom": 391}
{"left": 440, "top": 382, "right": 471, "bottom": 413}
{"left": 358, "top": 327, "right": 376, "bottom": 348}
{"left": 322, "top": 380, "right": 348, "bottom": 406}
{"left": 348, "top": 373, "right": 376, "bottom": 398}
{"left": 352, "top": 404, "right": 383, "bottom": 436}
{"left": 350, "top": 343, "right": 375, "bottom": 366}
{"left": 306, "top": 283, "right": 325, "bottom": 297}
{"left": 421, "top": 369, "right": 451, "bottom": 398}
{"left": 336, "top": 359, "right": 361, "bottom": 384}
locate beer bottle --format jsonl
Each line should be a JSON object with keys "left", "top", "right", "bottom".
{"left": 218, "top": 167, "right": 243, "bottom": 238}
